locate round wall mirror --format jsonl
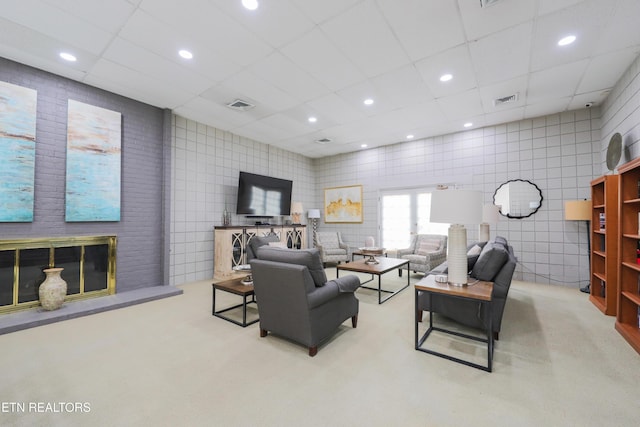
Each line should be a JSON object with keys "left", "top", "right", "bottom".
{"left": 493, "top": 179, "right": 543, "bottom": 219}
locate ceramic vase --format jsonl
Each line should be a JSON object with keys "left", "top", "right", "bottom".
{"left": 39, "top": 267, "right": 67, "bottom": 311}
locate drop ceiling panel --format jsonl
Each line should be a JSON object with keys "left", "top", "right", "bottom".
{"left": 0, "top": 0, "right": 114, "bottom": 55}
{"left": 177, "top": 96, "right": 262, "bottom": 128}
{"left": 527, "top": 60, "right": 589, "bottom": 105}
{"left": 42, "top": 0, "right": 136, "bottom": 33}
{"left": 102, "top": 37, "right": 214, "bottom": 96}
{"left": 248, "top": 52, "right": 329, "bottom": 103}
{"left": 593, "top": 0, "right": 640, "bottom": 54}
{"left": 479, "top": 76, "right": 528, "bottom": 111}
{"left": 416, "top": 44, "right": 478, "bottom": 98}
{"left": 371, "top": 65, "right": 435, "bottom": 109}
{"left": 139, "top": 0, "right": 273, "bottom": 67}
{"left": 199, "top": 85, "right": 275, "bottom": 121}
{"left": 567, "top": 91, "right": 607, "bottom": 110}
{"left": 210, "top": 0, "right": 315, "bottom": 48}
{"left": 259, "top": 113, "right": 316, "bottom": 139}
{"left": 280, "top": 28, "right": 365, "bottom": 92}
{"left": 377, "top": 0, "right": 465, "bottom": 61}
{"left": 118, "top": 10, "right": 241, "bottom": 82}
{"left": 458, "top": 0, "right": 536, "bottom": 41}
{"left": 469, "top": 22, "right": 533, "bottom": 86}
{"left": 304, "top": 93, "right": 366, "bottom": 125}
{"left": 86, "top": 58, "right": 194, "bottom": 108}
{"left": 220, "top": 70, "right": 298, "bottom": 112}
{"left": 524, "top": 98, "right": 572, "bottom": 118}
{"left": 538, "top": 0, "right": 585, "bottom": 17}
{"left": 530, "top": 2, "right": 612, "bottom": 72}
{"left": 320, "top": 1, "right": 411, "bottom": 78}
{"left": 578, "top": 48, "right": 640, "bottom": 93}
{"left": 289, "top": 0, "right": 362, "bottom": 26}
{"left": 436, "top": 89, "right": 484, "bottom": 121}
{"left": 484, "top": 107, "right": 526, "bottom": 127}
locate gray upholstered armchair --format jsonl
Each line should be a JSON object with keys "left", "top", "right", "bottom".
{"left": 315, "top": 231, "right": 349, "bottom": 267}
{"left": 250, "top": 247, "right": 360, "bottom": 356}
{"left": 397, "top": 234, "right": 447, "bottom": 277}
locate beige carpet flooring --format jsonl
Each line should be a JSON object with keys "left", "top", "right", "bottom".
{"left": 1, "top": 269, "right": 639, "bottom": 427}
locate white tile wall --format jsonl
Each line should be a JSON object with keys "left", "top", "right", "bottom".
{"left": 170, "top": 115, "right": 315, "bottom": 286}
{"left": 601, "top": 53, "right": 640, "bottom": 171}
{"left": 171, "top": 107, "right": 611, "bottom": 288}
{"left": 313, "top": 109, "right": 601, "bottom": 287}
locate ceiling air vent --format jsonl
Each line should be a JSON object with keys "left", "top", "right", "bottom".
{"left": 226, "top": 99, "right": 255, "bottom": 111}
{"left": 479, "top": 0, "right": 501, "bottom": 8}
{"left": 494, "top": 93, "right": 519, "bottom": 107}
{"left": 315, "top": 138, "right": 332, "bottom": 145}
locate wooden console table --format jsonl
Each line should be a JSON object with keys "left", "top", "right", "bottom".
{"left": 214, "top": 225, "right": 306, "bottom": 278}
{"left": 415, "top": 275, "right": 494, "bottom": 372}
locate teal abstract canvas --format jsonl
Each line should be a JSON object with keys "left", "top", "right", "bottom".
{"left": 65, "top": 100, "right": 121, "bottom": 222}
{"left": 0, "top": 81, "right": 37, "bottom": 222}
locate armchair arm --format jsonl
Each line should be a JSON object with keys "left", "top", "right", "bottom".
{"left": 307, "top": 281, "right": 340, "bottom": 309}
{"left": 396, "top": 247, "right": 413, "bottom": 257}
{"left": 329, "top": 275, "right": 360, "bottom": 293}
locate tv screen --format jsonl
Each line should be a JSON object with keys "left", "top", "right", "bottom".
{"left": 236, "top": 172, "right": 293, "bottom": 217}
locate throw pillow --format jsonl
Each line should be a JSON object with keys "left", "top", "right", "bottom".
{"left": 467, "top": 244, "right": 483, "bottom": 256}
{"left": 417, "top": 239, "right": 441, "bottom": 255}
{"left": 255, "top": 247, "right": 327, "bottom": 287}
{"left": 470, "top": 243, "right": 508, "bottom": 281}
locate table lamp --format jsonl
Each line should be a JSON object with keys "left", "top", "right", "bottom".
{"left": 479, "top": 204, "right": 501, "bottom": 242}
{"left": 291, "top": 202, "right": 303, "bottom": 224}
{"left": 564, "top": 199, "right": 592, "bottom": 293}
{"left": 430, "top": 189, "right": 483, "bottom": 285}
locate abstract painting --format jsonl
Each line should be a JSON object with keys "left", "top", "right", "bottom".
{"left": 65, "top": 100, "right": 121, "bottom": 222}
{"left": 0, "top": 81, "right": 37, "bottom": 222}
{"left": 324, "top": 185, "right": 363, "bottom": 223}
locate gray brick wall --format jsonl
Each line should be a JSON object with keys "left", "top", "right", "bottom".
{"left": 0, "top": 57, "right": 169, "bottom": 292}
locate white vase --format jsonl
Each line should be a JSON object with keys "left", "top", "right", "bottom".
{"left": 39, "top": 268, "right": 67, "bottom": 311}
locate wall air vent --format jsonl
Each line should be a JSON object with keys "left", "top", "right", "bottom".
{"left": 479, "top": 0, "right": 501, "bottom": 8}
{"left": 493, "top": 93, "right": 519, "bottom": 107}
{"left": 314, "top": 138, "right": 332, "bottom": 145}
{"left": 226, "top": 99, "right": 255, "bottom": 111}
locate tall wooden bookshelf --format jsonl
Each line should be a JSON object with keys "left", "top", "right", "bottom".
{"left": 590, "top": 175, "right": 619, "bottom": 315}
{"left": 616, "top": 157, "right": 640, "bottom": 354}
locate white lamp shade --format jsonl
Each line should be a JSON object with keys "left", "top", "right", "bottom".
{"left": 482, "top": 204, "right": 501, "bottom": 223}
{"left": 308, "top": 209, "right": 321, "bottom": 219}
{"left": 291, "top": 202, "right": 303, "bottom": 215}
{"left": 430, "top": 190, "right": 483, "bottom": 225}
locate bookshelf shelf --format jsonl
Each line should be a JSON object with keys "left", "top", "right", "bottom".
{"left": 589, "top": 175, "right": 619, "bottom": 316}
{"left": 616, "top": 157, "right": 640, "bottom": 355}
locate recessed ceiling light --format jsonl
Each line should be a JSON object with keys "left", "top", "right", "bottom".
{"left": 406, "top": 134, "right": 414, "bottom": 139}
{"left": 463, "top": 122, "right": 473, "bottom": 128}
{"left": 361, "top": 144, "right": 368, "bottom": 148}
{"left": 308, "top": 117, "right": 317, "bottom": 123}
{"left": 363, "top": 98, "right": 374, "bottom": 106}
{"left": 178, "top": 50, "right": 193, "bottom": 59}
{"left": 439, "top": 73, "right": 453, "bottom": 82}
{"left": 242, "top": 0, "right": 259, "bottom": 10}
{"left": 59, "top": 52, "right": 77, "bottom": 62}
{"left": 558, "top": 35, "right": 576, "bottom": 46}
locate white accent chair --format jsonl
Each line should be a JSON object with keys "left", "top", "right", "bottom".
{"left": 315, "top": 231, "right": 349, "bottom": 267}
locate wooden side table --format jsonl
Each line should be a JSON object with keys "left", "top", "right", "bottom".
{"left": 414, "top": 275, "right": 494, "bottom": 372}
{"left": 212, "top": 276, "right": 259, "bottom": 327}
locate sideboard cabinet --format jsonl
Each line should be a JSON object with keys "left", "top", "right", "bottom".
{"left": 214, "top": 225, "right": 306, "bottom": 278}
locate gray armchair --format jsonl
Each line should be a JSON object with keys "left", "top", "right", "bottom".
{"left": 417, "top": 237, "right": 517, "bottom": 340}
{"left": 250, "top": 247, "right": 360, "bottom": 356}
{"left": 397, "top": 234, "right": 447, "bottom": 277}
{"left": 315, "top": 231, "right": 349, "bottom": 267}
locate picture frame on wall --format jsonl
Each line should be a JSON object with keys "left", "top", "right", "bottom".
{"left": 324, "top": 185, "right": 363, "bottom": 223}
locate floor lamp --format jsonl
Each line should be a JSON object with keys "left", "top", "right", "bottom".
{"left": 565, "top": 200, "right": 592, "bottom": 293}
{"left": 430, "top": 189, "right": 483, "bottom": 286}
{"left": 308, "top": 209, "right": 320, "bottom": 246}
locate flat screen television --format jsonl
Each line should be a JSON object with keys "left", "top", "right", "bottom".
{"left": 236, "top": 171, "right": 293, "bottom": 217}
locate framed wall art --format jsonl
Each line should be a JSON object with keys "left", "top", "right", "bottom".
{"left": 65, "top": 99, "right": 122, "bottom": 222}
{"left": 324, "top": 185, "right": 363, "bottom": 223}
{"left": 0, "top": 81, "right": 37, "bottom": 222}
